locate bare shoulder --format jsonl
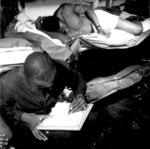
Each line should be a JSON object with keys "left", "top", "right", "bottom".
{"left": 54, "top": 3, "right": 74, "bottom": 15}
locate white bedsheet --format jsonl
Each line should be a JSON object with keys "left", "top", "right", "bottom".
{"left": 15, "top": 13, "right": 65, "bottom": 47}
{"left": 81, "top": 30, "right": 135, "bottom": 47}
{"left": 80, "top": 18, "right": 150, "bottom": 50}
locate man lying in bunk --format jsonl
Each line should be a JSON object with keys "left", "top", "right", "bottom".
{"left": 35, "top": 2, "right": 143, "bottom": 38}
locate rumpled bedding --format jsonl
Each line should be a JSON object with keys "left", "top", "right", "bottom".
{"left": 80, "top": 29, "right": 150, "bottom": 50}
{"left": 80, "top": 18, "right": 150, "bottom": 50}
{"left": 0, "top": 16, "right": 76, "bottom": 71}
{"left": 79, "top": 9, "right": 150, "bottom": 50}
{"left": 13, "top": 19, "right": 73, "bottom": 61}
{"left": 0, "top": 16, "right": 74, "bottom": 74}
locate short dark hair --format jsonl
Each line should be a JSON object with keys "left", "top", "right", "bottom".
{"left": 24, "top": 52, "right": 56, "bottom": 82}
{"left": 39, "top": 16, "right": 60, "bottom": 32}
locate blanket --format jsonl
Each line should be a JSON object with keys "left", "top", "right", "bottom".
{"left": 86, "top": 61, "right": 150, "bottom": 102}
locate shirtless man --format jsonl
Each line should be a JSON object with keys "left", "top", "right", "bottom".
{"left": 36, "top": 3, "right": 143, "bottom": 38}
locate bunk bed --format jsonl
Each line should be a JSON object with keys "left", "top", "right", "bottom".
{"left": 1, "top": 1, "right": 150, "bottom": 102}
{"left": 1, "top": 0, "right": 150, "bottom": 148}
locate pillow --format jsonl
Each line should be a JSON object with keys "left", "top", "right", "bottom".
{"left": 35, "top": 17, "right": 72, "bottom": 44}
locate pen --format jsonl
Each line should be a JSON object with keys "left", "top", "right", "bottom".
{"left": 68, "top": 106, "right": 72, "bottom": 114}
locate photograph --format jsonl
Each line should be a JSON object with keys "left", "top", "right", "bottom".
{"left": 1, "top": 0, "right": 150, "bottom": 149}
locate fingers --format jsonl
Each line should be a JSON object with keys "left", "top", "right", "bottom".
{"left": 32, "top": 128, "right": 48, "bottom": 141}
{"left": 106, "top": 31, "right": 111, "bottom": 38}
{"left": 98, "top": 29, "right": 110, "bottom": 38}
{"left": 0, "top": 141, "right": 8, "bottom": 146}
{"left": 103, "top": 30, "right": 110, "bottom": 38}
{"left": 0, "top": 134, "right": 8, "bottom": 147}
{"left": 0, "top": 134, "right": 8, "bottom": 142}
{"left": 71, "top": 97, "right": 87, "bottom": 113}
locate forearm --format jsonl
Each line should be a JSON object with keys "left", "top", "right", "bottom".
{"left": 75, "top": 3, "right": 102, "bottom": 30}
{"left": 74, "top": 76, "right": 86, "bottom": 96}
{"left": 85, "top": 9, "right": 102, "bottom": 29}
{"left": 86, "top": 9, "right": 111, "bottom": 37}
{"left": 69, "top": 70, "right": 86, "bottom": 96}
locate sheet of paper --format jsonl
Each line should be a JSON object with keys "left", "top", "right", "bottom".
{"left": 37, "top": 102, "right": 93, "bottom": 130}
{"left": 41, "top": 103, "right": 82, "bottom": 126}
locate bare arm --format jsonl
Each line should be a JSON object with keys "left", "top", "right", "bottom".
{"left": 21, "top": 113, "right": 49, "bottom": 141}
{"left": 78, "top": 4, "right": 110, "bottom": 37}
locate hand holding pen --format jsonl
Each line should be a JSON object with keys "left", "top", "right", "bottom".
{"left": 68, "top": 93, "right": 87, "bottom": 114}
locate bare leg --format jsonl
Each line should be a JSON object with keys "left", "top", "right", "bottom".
{"left": 116, "top": 17, "right": 143, "bottom": 35}
{"left": 0, "top": 116, "right": 12, "bottom": 149}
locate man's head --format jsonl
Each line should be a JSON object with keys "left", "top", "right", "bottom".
{"left": 24, "top": 51, "right": 56, "bottom": 89}
{"left": 38, "top": 16, "right": 60, "bottom": 32}
{"left": 36, "top": 16, "right": 69, "bottom": 34}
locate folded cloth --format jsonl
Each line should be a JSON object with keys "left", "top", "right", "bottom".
{"left": 80, "top": 30, "right": 134, "bottom": 48}
{"left": 86, "top": 62, "right": 150, "bottom": 103}
{"left": 15, "top": 19, "right": 65, "bottom": 47}
{"left": 80, "top": 29, "right": 150, "bottom": 50}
